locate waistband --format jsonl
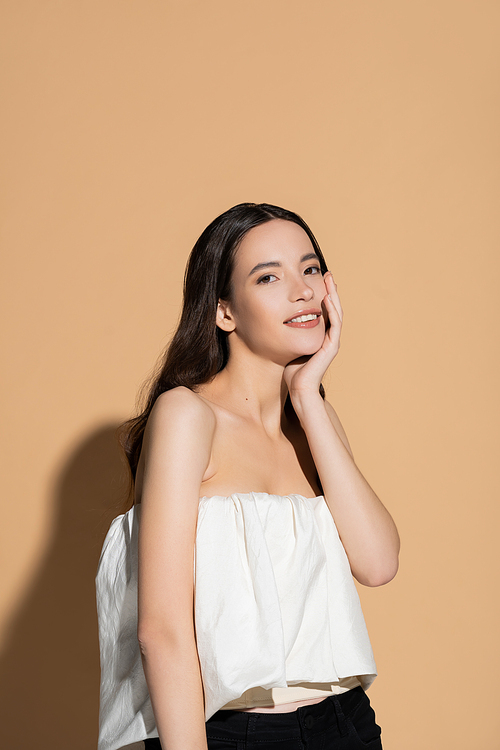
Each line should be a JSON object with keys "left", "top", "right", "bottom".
{"left": 206, "top": 686, "right": 366, "bottom": 743}
{"left": 219, "top": 677, "right": 362, "bottom": 711}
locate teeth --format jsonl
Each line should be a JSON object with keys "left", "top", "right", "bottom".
{"left": 288, "top": 313, "right": 319, "bottom": 323}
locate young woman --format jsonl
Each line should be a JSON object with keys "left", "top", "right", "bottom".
{"left": 96, "top": 202, "right": 400, "bottom": 750}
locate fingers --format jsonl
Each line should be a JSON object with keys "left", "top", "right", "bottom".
{"left": 323, "top": 271, "right": 343, "bottom": 324}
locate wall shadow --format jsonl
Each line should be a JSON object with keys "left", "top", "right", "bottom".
{"left": 0, "top": 424, "right": 132, "bottom": 750}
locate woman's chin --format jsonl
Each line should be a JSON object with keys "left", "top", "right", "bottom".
{"left": 284, "top": 343, "right": 322, "bottom": 365}
{"left": 296, "top": 341, "right": 323, "bottom": 357}
{"left": 286, "top": 354, "right": 312, "bottom": 366}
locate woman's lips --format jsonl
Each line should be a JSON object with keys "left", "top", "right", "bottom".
{"left": 284, "top": 314, "right": 322, "bottom": 328}
{"left": 284, "top": 317, "right": 321, "bottom": 328}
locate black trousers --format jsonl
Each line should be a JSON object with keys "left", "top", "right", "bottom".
{"left": 144, "top": 686, "right": 382, "bottom": 749}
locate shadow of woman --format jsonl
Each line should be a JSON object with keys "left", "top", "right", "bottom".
{"left": 0, "top": 423, "right": 134, "bottom": 750}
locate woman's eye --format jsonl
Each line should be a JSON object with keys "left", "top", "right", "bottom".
{"left": 257, "top": 274, "right": 278, "bottom": 284}
{"left": 304, "top": 266, "right": 321, "bottom": 275}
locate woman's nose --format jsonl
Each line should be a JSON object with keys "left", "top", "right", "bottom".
{"left": 291, "top": 276, "right": 315, "bottom": 301}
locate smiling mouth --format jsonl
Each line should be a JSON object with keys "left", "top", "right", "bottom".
{"left": 285, "top": 313, "right": 320, "bottom": 324}
{"left": 283, "top": 312, "right": 322, "bottom": 328}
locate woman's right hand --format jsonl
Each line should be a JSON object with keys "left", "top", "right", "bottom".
{"left": 284, "top": 271, "right": 343, "bottom": 401}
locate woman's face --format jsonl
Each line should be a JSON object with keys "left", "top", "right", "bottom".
{"left": 217, "top": 219, "right": 328, "bottom": 365}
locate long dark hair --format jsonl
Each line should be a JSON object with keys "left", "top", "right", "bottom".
{"left": 118, "top": 202, "right": 329, "bottom": 504}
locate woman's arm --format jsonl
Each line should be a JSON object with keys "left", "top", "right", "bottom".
{"left": 293, "top": 391, "right": 400, "bottom": 587}
{"left": 285, "top": 271, "right": 400, "bottom": 587}
{"left": 137, "top": 387, "right": 215, "bottom": 750}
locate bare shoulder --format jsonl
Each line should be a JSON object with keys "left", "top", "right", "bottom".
{"left": 151, "top": 385, "right": 216, "bottom": 420}
{"left": 146, "top": 386, "right": 216, "bottom": 439}
{"left": 324, "top": 399, "right": 354, "bottom": 458}
{"left": 140, "top": 386, "right": 216, "bottom": 486}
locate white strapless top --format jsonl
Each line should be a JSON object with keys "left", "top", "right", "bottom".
{"left": 95, "top": 492, "right": 377, "bottom": 750}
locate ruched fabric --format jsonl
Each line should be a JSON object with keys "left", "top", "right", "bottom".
{"left": 195, "top": 493, "right": 377, "bottom": 719}
{"left": 95, "top": 492, "right": 377, "bottom": 750}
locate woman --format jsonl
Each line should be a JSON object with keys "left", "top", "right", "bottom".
{"left": 96, "top": 202, "right": 400, "bottom": 750}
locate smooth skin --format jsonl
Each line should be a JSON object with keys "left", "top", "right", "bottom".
{"left": 135, "top": 219, "right": 400, "bottom": 750}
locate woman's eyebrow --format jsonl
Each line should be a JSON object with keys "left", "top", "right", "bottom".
{"left": 248, "top": 253, "right": 319, "bottom": 277}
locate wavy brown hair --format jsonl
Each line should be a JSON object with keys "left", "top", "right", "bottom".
{"left": 118, "top": 202, "right": 329, "bottom": 506}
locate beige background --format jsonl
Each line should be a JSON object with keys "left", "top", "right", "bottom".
{"left": 1, "top": 2, "right": 499, "bottom": 748}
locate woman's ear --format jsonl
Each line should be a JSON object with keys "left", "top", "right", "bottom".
{"left": 216, "top": 299, "right": 236, "bottom": 332}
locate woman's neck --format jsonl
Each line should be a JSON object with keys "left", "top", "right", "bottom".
{"left": 200, "top": 357, "right": 291, "bottom": 438}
